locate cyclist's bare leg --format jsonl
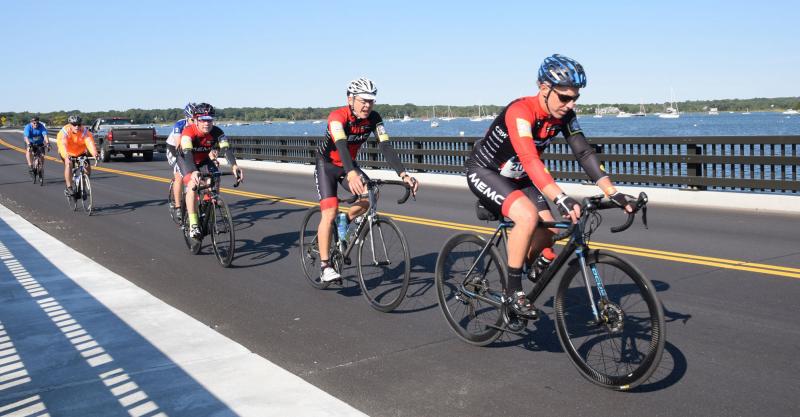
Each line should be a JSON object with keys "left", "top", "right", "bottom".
{"left": 506, "top": 197, "right": 539, "bottom": 270}
{"left": 25, "top": 148, "right": 32, "bottom": 168}
{"left": 185, "top": 183, "right": 198, "bottom": 218}
{"left": 347, "top": 198, "right": 369, "bottom": 220}
{"left": 172, "top": 171, "right": 183, "bottom": 209}
{"left": 318, "top": 206, "right": 338, "bottom": 261}
{"left": 63, "top": 158, "right": 73, "bottom": 188}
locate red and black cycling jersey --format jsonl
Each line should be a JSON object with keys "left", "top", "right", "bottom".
{"left": 467, "top": 95, "right": 591, "bottom": 192}
{"left": 317, "top": 106, "right": 388, "bottom": 167}
{"left": 178, "top": 124, "right": 234, "bottom": 174}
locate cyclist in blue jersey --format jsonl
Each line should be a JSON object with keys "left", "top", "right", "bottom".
{"left": 23, "top": 117, "right": 49, "bottom": 174}
{"left": 166, "top": 103, "right": 196, "bottom": 221}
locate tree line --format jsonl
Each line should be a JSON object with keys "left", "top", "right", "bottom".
{"left": 3, "top": 97, "right": 799, "bottom": 126}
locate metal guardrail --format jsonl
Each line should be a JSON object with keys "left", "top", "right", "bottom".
{"left": 156, "top": 135, "right": 800, "bottom": 194}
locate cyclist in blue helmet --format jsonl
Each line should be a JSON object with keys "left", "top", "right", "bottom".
{"left": 166, "top": 102, "right": 197, "bottom": 221}
{"left": 463, "top": 53, "right": 632, "bottom": 318}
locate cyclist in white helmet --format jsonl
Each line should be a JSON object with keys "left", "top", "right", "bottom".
{"left": 314, "top": 77, "right": 419, "bottom": 282}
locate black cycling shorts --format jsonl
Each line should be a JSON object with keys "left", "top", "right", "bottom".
{"left": 465, "top": 163, "right": 548, "bottom": 216}
{"left": 314, "top": 158, "right": 369, "bottom": 204}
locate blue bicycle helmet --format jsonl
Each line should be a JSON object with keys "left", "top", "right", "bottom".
{"left": 538, "top": 54, "right": 586, "bottom": 88}
{"left": 183, "top": 102, "right": 197, "bottom": 118}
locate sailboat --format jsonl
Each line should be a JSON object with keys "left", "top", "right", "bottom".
{"left": 633, "top": 102, "right": 646, "bottom": 117}
{"left": 593, "top": 107, "right": 603, "bottom": 118}
{"left": 440, "top": 105, "right": 456, "bottom": 121}
{"left": 742, "top": 108, "right": 751, "bottom": 115}
{"left": 430, "top": 106, "right": 439, "bottom": 128}
{"left": 470, "top": 105, "right": 484, "bottom": 122}
{"left": 659, "top": 88, "right": 680, "bottom": 119}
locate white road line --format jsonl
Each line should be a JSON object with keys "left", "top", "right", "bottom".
{"left": 0, "top": 202, "right": 367, "bottom": 416}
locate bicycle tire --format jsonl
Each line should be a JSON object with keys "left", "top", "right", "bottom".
{"left": 80, "top": 174, "right": 92, "bottom": 215}
{"left": 65, "top": 177, "right": 78, "bottom": 212}
{"left": 37, "top": 157, "right": 44, "bottom": 186}
{"left": 298, "top": 207, "right": 337, "bottom": 289}
{"left": 210, "top": 198, "right": 235, "bottom": 267}
{"left": 356, "top": 217, "right": 410, "bottom": 312}
{"left": 435, "top": 233, "right": 506, "bottom": 346}
{"left": 554, "top": 250, "right": 665, "bottom": 391}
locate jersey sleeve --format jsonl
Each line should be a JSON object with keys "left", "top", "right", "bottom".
{"left": 24, "top": 125, "right": 31, "bottom": 138}
{"left": 180, "top": 124, "right": 198, "bottom": 150}
{"left": 371, "top": 112, "right": 389, "bottom": 142}
{"left": 505, "top": 103, "right": 556, "bottom": 191}
{"left": 328, "top": 110, "right": 348, "bottom": 142}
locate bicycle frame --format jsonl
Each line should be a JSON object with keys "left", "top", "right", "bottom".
{"left": 338, "top": 184, "right": 387, "bottom": 264}
{"left": 457, "top": 216, "right": 607, "bottom": 323}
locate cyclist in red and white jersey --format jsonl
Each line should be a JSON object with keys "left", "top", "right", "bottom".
{"left": 465, "top": 54, "right": 632, "bottom": 318}
{"left": 315, "top": 78, "right": 419, "bottom": 282}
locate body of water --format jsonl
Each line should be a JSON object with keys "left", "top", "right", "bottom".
{"left": 155, "top": 111, "right": 800, "bottom": 137}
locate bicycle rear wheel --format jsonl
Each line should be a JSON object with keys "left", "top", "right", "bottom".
{"left": 298, "top": 207, "right": 337, "bottom": 289}
{"left": 210, "top": 198, "right": 235, "bottom": 267}
{"left": 356, "top": 217, "right": 410, "bottom": 312}
{"left": 79, "top": 174, "right": 92, "bottom": 215}
{"left": 435, "top": 233, "right": 506, "bottom": 346}
{"left": 555, "top": 250, "right": 665, "bottom": 390}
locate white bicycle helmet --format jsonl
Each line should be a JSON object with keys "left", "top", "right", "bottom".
{"left": 346, "top": 77, "right": 378, "bottom": 100}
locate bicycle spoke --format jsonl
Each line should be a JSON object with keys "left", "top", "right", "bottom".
{"left": 357, "top": 218, "right": 410, "bottom": 312}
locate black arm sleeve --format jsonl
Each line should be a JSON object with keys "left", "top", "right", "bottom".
{"left": 566, "top": 133, "right": 608, "bottom": 183}
{"left": 334, "top": 140, "right": 357, "bottom": 173}
{"left": 222, "top": 147, "right": 236, "bottom": 167}
{"left": 378, "top": 141, "right": 405, "bottom": 175}
{"left": 178, "top": 149, "right": 198, "bottom": 175}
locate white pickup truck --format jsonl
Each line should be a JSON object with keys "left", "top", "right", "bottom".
{"left": 89, "top": 117, "right": 157, "bottom": 162}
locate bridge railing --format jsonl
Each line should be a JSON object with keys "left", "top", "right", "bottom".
{"left": 156, "top": 135, "right": 800, "bottom": 194}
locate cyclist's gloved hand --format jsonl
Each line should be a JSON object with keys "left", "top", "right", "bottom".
{"left": 609, "top": 191, "right": 634, "bottom": 213}
{"left": 554, "top": 193, "right": 580, "bottom": 223}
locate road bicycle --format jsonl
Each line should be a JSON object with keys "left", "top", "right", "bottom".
{"left": 435, "top": 192, "right": 665, "bottom": 390}
{"left": 299, "top": 179, "right": 413, "bottom": 312}
{"left": 29, "top": 144, "right": 47, "bottom": 186}
{"left": 64, "top": 155, "right": 95, "bottom": 215}
{"left": 178, "top": 171, "right": 241, "bottom": 267}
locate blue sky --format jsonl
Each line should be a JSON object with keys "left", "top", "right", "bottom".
{"left": 3, "top": 0, "right": 799, "bottom": 112}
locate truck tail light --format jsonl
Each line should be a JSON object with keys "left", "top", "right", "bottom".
{"left": 107, "top": 130, "right": 113, "bottom": 143}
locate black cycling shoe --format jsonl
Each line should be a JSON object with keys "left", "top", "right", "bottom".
{"left": 509, "top": 291, "right": 539, "bottom": 320}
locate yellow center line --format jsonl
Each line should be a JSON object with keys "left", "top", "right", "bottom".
{"left": 2, "top": 136, "right": 798, "bottom": 279}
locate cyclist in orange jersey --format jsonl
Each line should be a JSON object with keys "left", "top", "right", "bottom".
{"left": 57, "top": 115, "right": 98, "bottom": 197}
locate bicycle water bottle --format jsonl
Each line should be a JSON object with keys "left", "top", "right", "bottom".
{"left": 336, "top": 212, "right": 348, "bottom": 242}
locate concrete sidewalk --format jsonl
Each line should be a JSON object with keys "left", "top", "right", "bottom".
{"left": 0, "top": 203, "right": 367, "bottom": 417}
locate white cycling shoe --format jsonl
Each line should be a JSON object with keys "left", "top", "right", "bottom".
{"left": 320, "top": 267, "right": 341, "bottom": 282}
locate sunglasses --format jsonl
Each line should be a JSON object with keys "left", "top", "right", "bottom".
{"left": 554, "top": 90, "right": 580, "bottom": 104}
{"left": 70, "top": 123, "right": 81, "bottom": 127}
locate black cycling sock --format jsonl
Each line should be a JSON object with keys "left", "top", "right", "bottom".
{"left": 507, "top": 267, "right": 523, "bottom": 294}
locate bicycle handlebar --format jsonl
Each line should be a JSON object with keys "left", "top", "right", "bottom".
{"left": 338, "top": 179, "right": 413, "bottom": 205}
{"left": 191, "top": 172, "right": 239, "bottom": 192}
{"left": 549, "top": 191, "right": 649, "bottom": 242}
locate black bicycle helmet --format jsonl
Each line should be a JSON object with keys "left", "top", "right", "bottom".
{"left": 67, "top": 115, "right": 82, "bottom": 125}
{"left": 193, "top": 102, "right": 215, "bottom": 118}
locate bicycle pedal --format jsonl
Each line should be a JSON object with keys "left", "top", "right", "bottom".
{"left": 343, "top": 257, "right": 351, "bottom": 265}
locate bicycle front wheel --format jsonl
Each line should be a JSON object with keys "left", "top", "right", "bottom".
{"left": 37, "top": 158, "right": 44, "bottom": 186}
{"left": 555, "top": 250, "right": 665, "bottom": 390}
{"left": 298, "top": 207, "right": 335, "bottom": 289}
{"left": 80, "top": 174, "right": 92, "bottom": 215}
{"left": 356, "top": 217, "right": 410, "bottom": 312}
{"left": 210, "top": 198, "right": 235, "bottom": 267}
{"left": 435, "top": 233, "right": 506, "bottom": 346}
